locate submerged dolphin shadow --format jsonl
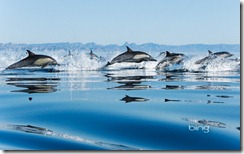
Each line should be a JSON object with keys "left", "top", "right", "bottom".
{"left": 0, "top": 123, "right": 139, "bottom": 150}
{"left": 121, "top": 95, "right": 149, "bottom": 103}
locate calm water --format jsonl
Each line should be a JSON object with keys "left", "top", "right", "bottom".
{"left": 0, "top": 50, "right": 240, "bottom": 150}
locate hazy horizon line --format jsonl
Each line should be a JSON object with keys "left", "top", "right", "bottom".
{"left": 0, "top": 42, "right": 240, "bottom": 46}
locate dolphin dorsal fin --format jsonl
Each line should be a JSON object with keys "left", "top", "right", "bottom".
{"left": 126, "top": 46, "right": 133, "bottom": 52}
{"left": 165, "top": 51, "right": 171, "bottom": 57}
{"left": 208, "top": 50, "right": 213, "bottom": 55}
{"left": 90, "top": 50, "right": 93, "bottom": 54}
{"left": 125, "top": 95, "right": 129, "bottom": 97}
{"left": 26, "top": 50, "right": 35, "bottom": 56}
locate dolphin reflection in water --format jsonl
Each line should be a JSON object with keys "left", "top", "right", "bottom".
{"left": 6, "top": 77, "right": 60, "bottom": 94}
{"left": 108, "top": 82, "right": 151, "bottom": 91}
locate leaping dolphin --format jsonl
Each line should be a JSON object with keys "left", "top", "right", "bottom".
{"left": 86, "top": 50, "right": 106, "bottom": 62}
{"left": 209, "top": 50, "right": 233, "bottom": 58}
{"left": 156, "top": 51, "right": 185, "bottom": 70}
{"left": 6, "top": 50, "right": 59, "bottom": 69}
{"left": 87, "top": 50, "right": 99, "bottom": 60}
{"left": 195, "top": 50, "right": 233, "bottom": 64}
{"left": 105, "top": 46, "right": 156, "bottom": 66}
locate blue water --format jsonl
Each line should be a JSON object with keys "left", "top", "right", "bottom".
{"left": 0, "top": 50, "right": 240, "bottom": 150}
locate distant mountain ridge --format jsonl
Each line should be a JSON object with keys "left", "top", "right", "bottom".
{"left": 0, "top": 42, "right": 240, "bottom": 54}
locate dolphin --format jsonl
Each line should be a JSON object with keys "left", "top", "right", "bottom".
{"left": 105, "top": 46, "right": 156, "bottom": 66}
{"left": 87, "top": 50, "right": 99, "bottom": 60}
{"left": 3, "top": 124, "right": 53, "bottom": 135}
{"left": 6, "top": 50, "right": 59, "bottom": 69}
{"left": 209, "top": 50, "right": 233, "bottom": 58}
{"left": 156, "top": 51, "right": 185, "bottom": 70}
{"left": 121, "top": 95, "right": 149, "bottom": 103}
{"left": 164, "top": 99, "right": 180, "bottom": 102}
{"left": 195, "top": 50, "right": 233, "bottom": 64}
{"left": 64, "top": 51, "right": 72, "bottom": 57}
{"left": 181, "top": 118, "right": 227, "bottom": 128}
{"left": 87, "top": 50, "right": 106, "bottom": 61}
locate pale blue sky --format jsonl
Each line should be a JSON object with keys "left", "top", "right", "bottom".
{"left": 0, "top": 0, "right": 240, "bottom": 45}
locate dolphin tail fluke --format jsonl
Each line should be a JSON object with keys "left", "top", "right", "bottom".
{"left": 126, "top": 46, "right": 133, "bottom": 52}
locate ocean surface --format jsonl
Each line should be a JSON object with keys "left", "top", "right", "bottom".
{"left": 0, "top": 49, "right": 240, "bottom": 150}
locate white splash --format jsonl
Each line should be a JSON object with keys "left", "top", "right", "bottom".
{"left": 0, "top": 49, "right": 240, "bottom": 72}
